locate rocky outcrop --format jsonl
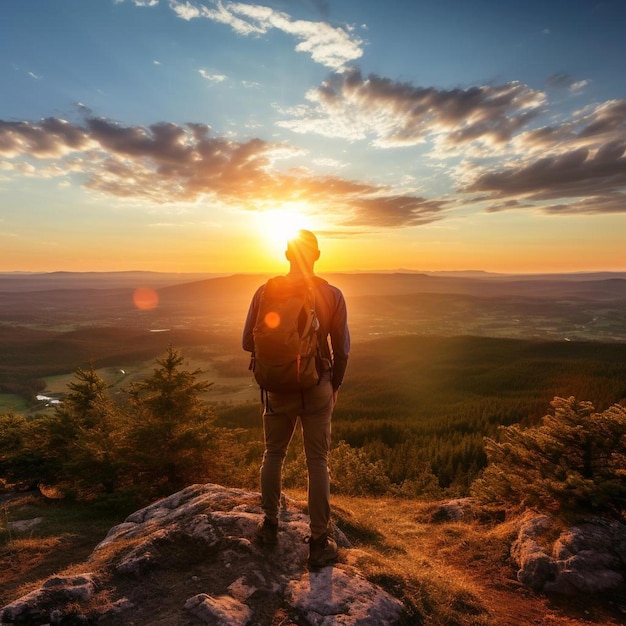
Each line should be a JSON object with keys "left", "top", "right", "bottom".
{"left": 1, "top": 484, "right": 405, "bottom": 625}
{"left": 511, "top": 512, "right": 626, "bottom": 595}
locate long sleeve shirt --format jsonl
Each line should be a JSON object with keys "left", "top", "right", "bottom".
{"left": 242, "top": 275, "right": 350, "bottom": 391}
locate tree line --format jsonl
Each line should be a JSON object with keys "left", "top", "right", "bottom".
{"left": 1, "top": 340, "right": 626, "bottom": 520}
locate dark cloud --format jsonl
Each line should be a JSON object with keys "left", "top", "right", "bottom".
{"left": 464, "top": 98, "right": 626, "bottom": 213}
{"left": 467, "top": 143, "right": 626, "bottom": 211}
{"left": 0, "top": 115, "right": 449, "bottom": 228}
{"left": 539, "top": 193, "right": 626, "bottom": 215}
{"left": 342, "top": 195, "right": 448, "bottom": 227}
{"left": 0, "top": 118, "right": 89, "bottom": 157}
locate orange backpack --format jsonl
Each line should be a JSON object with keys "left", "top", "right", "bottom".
{"left": 252, "top": 276, "right": 321, "bottom": 392}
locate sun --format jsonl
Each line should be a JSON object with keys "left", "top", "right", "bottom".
{"left": 258, "top": 203, "right": 312, "bottom": 250}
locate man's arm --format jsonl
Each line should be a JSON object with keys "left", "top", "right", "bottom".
{"left": 242, "top": 286, "right": 263, "bottom": 352}
{"left": 329, "top": 288, "right": 350, "bottom": 392}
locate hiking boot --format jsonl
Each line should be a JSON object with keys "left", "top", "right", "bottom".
{"left": 307, "top": 533, "right": 338, "bottom": 569}
{"left": 256, "top": 516, "right": 278, "bottom": 545}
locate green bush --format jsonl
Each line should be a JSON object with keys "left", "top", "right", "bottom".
{"left": 330, "top": 441, "right": 393, "bottom": 496}
{"left": 471, "top": 396, "right": 626, "bottom": 517}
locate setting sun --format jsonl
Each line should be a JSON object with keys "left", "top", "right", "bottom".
{"left": 257, "top": 204, "right": 314, "bottom": 251}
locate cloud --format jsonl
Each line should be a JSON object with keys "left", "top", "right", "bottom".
{"left": 462, "top": 98, "right": 626, "bottom": 213}
{"left": 465, "top": 142, "right": 626, "bottom": 209}
{"left": 198, "top": 69, "right": 227, "bottom": 82}
{"left": 546, "top": 73, "right": 589, "bottom": 93}
{"left": 278, "top": 69, "right": 545, "bottom": 150}
{"left": 168, "top": 0, "right": 363, "bottom": 69}
{"left": 0, "top": 115, "right": 447, "bottom": 228}
{"left": 114, "top": 0, "right": 159, "bottom": 6}
{"left": 341, "top": 195, "right": 448, "bottom": 227}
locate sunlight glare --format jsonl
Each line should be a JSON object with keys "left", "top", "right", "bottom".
{"left": 258, "top": 204, "right": 311, "bottom": 251}
{"left": 264, "top": 311, "right": 281, "bottom": 329}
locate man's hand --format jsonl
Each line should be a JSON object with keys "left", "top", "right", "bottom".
{"left": 332, "top": 389, "right": 339, "bottom": 406}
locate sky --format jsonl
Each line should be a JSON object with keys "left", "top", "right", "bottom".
{"left": 1, "top": 0, "right": 625, "bottom": 274}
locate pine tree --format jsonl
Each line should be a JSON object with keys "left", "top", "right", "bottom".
{"left": 125, "top": 346, "right": 216, "bottom": 494}
{"left": 472, "top": 396, "right": 626, "bottom": 517}
{"left": 45, "top": 366, "right": 124, "bottom": 496}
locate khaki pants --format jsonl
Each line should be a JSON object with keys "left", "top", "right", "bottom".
{"left": 261, "top": 376, "right": 333, "bottom": 537}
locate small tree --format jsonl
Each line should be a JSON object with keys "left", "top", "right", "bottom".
{"left": 0, "top": 412, "right": 45, "bottom": 490}
{"left": 46, "top": 366, "right": 124, "bottom": 496}
{"left": 125, "top": 346, "right": 216, "bottom": 495}
{"left": 472, "top": 396, "right": 626, "bottom": 517}
{"left": 330, "top": 441, "right": 393, "bottom": 496}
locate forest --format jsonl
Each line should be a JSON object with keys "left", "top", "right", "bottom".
{"left": 215, "top": 334, "right": 626, "bottom": 492}
{"left": 1, "top": 271, "right": 625, "bottom": 503}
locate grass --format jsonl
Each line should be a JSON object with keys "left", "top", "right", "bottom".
{"left": 0, "top": 493, "right": 130, "bottom": 606}
{"left": 0, "top": 394, "right": 29, "bottom": 413}
{"left": 1, "top": 490, "right": 624, "bottom": 625}
{"left": 286, "top": 490, "right": 624, "bottom": 626}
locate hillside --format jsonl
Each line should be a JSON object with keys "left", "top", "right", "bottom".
{"left": 2, "top": 488, "right": 624, "bottom": 626}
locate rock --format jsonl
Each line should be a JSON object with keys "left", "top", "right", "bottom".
{"left": 285, "top": 566, "right": 404, "bottom": 625}
{"left": 7, "top": 517, "right": 43, "bottom": 533}
{"left": 184, "top": 593, "right": 252, "bottom": 625}
{"left": 1, "top": 574, "right": 96, "bottom": 624}
{"left": 1, "top": 484, "right": 405, "bottom": 625}
{"left": 510, "top": 514, "right": 557, "bottom": 590}
{"left": 511, "top": 513, "right": 626, "bottom": 595}
{"left": 430, "top": 498, "right": 476, "bottom": 522}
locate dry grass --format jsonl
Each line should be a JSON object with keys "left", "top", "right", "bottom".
{"left": 0, "top": 493, "right": 128, "bottom": 606}
{"left": 2, "top": 490, "right": 625, "bottom": 626}
{"left": 320, "top": 493, "right": 624, "bottom": 626}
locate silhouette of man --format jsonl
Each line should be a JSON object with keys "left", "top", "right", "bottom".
{"left": 242, "top": 229, "right": 350, "bottom": 568}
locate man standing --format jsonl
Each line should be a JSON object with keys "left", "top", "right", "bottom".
{"left": 242, "top": 230, "right": 350, "bottom": 568}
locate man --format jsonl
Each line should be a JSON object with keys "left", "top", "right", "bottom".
{"left": 242, "top": 230, "right": 350, "bottom": 568}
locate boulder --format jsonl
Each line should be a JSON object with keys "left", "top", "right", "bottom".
{"left": 511, "top": 513, "right": 626, "bottom": 595}
{"left": 1, "top": 484, "right": 405, "bottom": 625}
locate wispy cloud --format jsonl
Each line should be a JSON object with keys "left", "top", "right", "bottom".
{"left": 546, "top": 73, "right": 589, "bottom": 93}
{"left": 278, "top": 69, "right": 545, "bottom": 150}
{"left": 198, "top": 69, "right": 227, "bottom": 82}
{"left": 0, "top": 115, "right": 446, "bottom": 228}
{"left": 168, "top": 0, "right": 363, "bottom": 69}
{"left": 114, "top": 0, "right": 159, "bottom": 6}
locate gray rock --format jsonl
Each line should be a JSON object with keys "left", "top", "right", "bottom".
{"left": 7, "top": 517, "right": 43, "bottom": 533}
{"left": 285, "top": 566, "right": 404, "bottom": 626}
{"left": 184, "top": 593, "right": 252, "bottom": 625}
{"left": 511, "top": 513, "right": 626, "bottom": 595}
{"left": 431, "top": 497, "right": 476, "bottom": 522}
{"left": 1, "top": 484, "right": 405, "bottom": 625}
{"left": 1, "top": 574, "right": 96, "bottom": 624}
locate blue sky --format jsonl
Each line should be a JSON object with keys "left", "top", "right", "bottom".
{"left": 1, "top": 0, "right": 625, "bottom": 273}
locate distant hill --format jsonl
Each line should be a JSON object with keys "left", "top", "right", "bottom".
{"left": 0, "top": 271, "right": 224, "bottom": 292}
{"left": 1, "top": 271, "right": 624, "bottom": 343}
{"left": 156, "top": 271, "right": 626, "bottom": 301}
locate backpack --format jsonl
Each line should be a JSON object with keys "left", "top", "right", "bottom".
{"left": 252, "top": 276, "right": 323, "bottom": 392}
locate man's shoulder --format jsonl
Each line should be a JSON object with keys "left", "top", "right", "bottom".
{"left": 315, "top": 278, "right": 346, "bottom": 302}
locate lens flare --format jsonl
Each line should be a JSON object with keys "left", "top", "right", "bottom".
{"left": 264, "top": 311, "right": 280, "bottom": 329}
{"left": 133, "top": 287, "right": 159, "bottom": 310}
